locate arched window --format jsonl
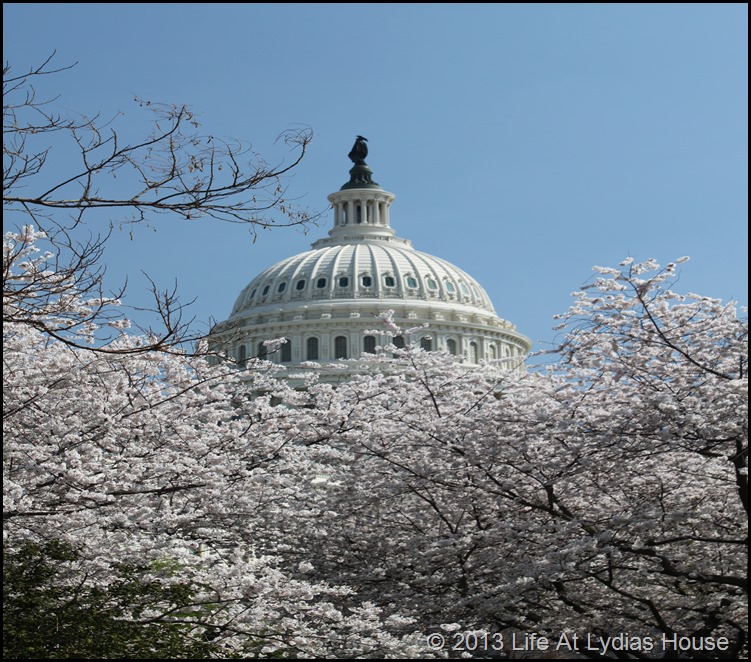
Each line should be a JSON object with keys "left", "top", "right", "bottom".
{"left": 393, "top": 335, "right": 406, "bottom": 349}
{"left": 363, "top": 335, "right": 377, "bottom": 354}
{"left": 281, "top": 339, "right": 291, "bottom": 363}
{"left": 470, "top": 341, "right": 479, "bottom": 363}
{"left": 306, "top": 337, "right": 319, "bottom": 361}
{"left": 334, "top": 335, "right": 348, "bottom": 359}
{"left": 446, "top": 339, "right": 457, "bottom": 355}
{"left": 488, "top": 344, "right": 497, "bottom": 360}
{"left": 257, "top": 341, "right": 266, "bottom": 359}
{"left": 237, "top": 344, "right": 247, "bottom": 366}
{"left": 420, "top": 336, "right": 432, "bottom": 351}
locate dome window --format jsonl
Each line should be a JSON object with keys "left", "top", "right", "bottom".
{"left": 262, "top": 285, "right": 270, "bottom": 296}
{"left": 445, "top": 281, "right": 456, "bottom": 293}
{"left": 316, "top": 277, "right": 327, "bottom": 289}
{"left": 361, "top": 276, "right": 373, "bottom": 287}
{"left": 406, "top": 277, "right": 418, "bottom": 289}
{"left": 295, "top": 279, "right": 306, "bottom": 291}
{"left": 277, "top": 282, "right": 287, "bottom": 293}
{"left": 334, "top": 335, "right": 348, "bottom": 359}
{"left": 363, "top": 335, "right": 377, "bottom": 354}
{"left": 470, "top": 341, "right": 479, "bottom": 363}
{"left": 426, "top": 278, "right": 438, "bottom": 290}
{"left": 281, "top": 339, "right": 291, "bottom": 362}
{"left": 338, "top": 276, "right": 349, "bottom": 287}
{"left": 469, "top": 342, "right": 480, "bottom": 363}
{"left": 460, "top": 283, "right": 471, "bottom": 296}
{"left": 384, "top": 275, "right": 396, "bottom": 287}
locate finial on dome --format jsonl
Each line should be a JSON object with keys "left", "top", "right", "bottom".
{"left": 348, "top": 135, "right": 368, "bottom": 165}
{"left": 341, "top": 135, "right": 381, "bottom": 190}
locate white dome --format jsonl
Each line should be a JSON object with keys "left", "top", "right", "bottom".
{"left": 229, "top": 243, "right": 496, "bottom": 320}
{"left": 212, "top": 148, "right": 530, "bottom": 374}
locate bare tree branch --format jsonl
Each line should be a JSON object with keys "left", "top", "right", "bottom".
{"left": 3, "top": 55, "right": 319, "bottom": 355}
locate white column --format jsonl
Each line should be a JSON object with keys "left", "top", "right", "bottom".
{"left": 346, "top": 200, "right": 353, "bottom": 225}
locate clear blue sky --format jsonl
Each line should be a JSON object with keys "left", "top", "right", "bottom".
{"left": 4, "top": 4, "right": 748, "bottom": 354}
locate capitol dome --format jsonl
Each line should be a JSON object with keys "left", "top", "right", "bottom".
{"left": 212, "top": 139, "right": 531, "bottom": 375}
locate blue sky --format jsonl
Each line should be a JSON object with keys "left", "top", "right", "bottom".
{"left": 4, "top": 4, "right": 748, "bottom": 354}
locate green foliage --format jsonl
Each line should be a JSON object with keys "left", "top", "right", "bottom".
{"left": 3, "top": 541, "right": 228, "bottom": 659}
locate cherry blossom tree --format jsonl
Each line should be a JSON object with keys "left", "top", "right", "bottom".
{"left": 5, "top": 225, "right": 746, "bottom": 657}
{"left": 248, "top": 259, "right": 747, "bottom": 659}
{"left": 3, "top": 227, "right": 427, "bottom": 658}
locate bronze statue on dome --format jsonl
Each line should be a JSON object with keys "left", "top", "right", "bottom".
{"left": 348, "top": 135, "right": 368, "bottom": 165}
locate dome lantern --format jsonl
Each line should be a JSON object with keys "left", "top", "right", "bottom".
{"left": 319, "top": 137, "right": 400, "bottom": 248}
